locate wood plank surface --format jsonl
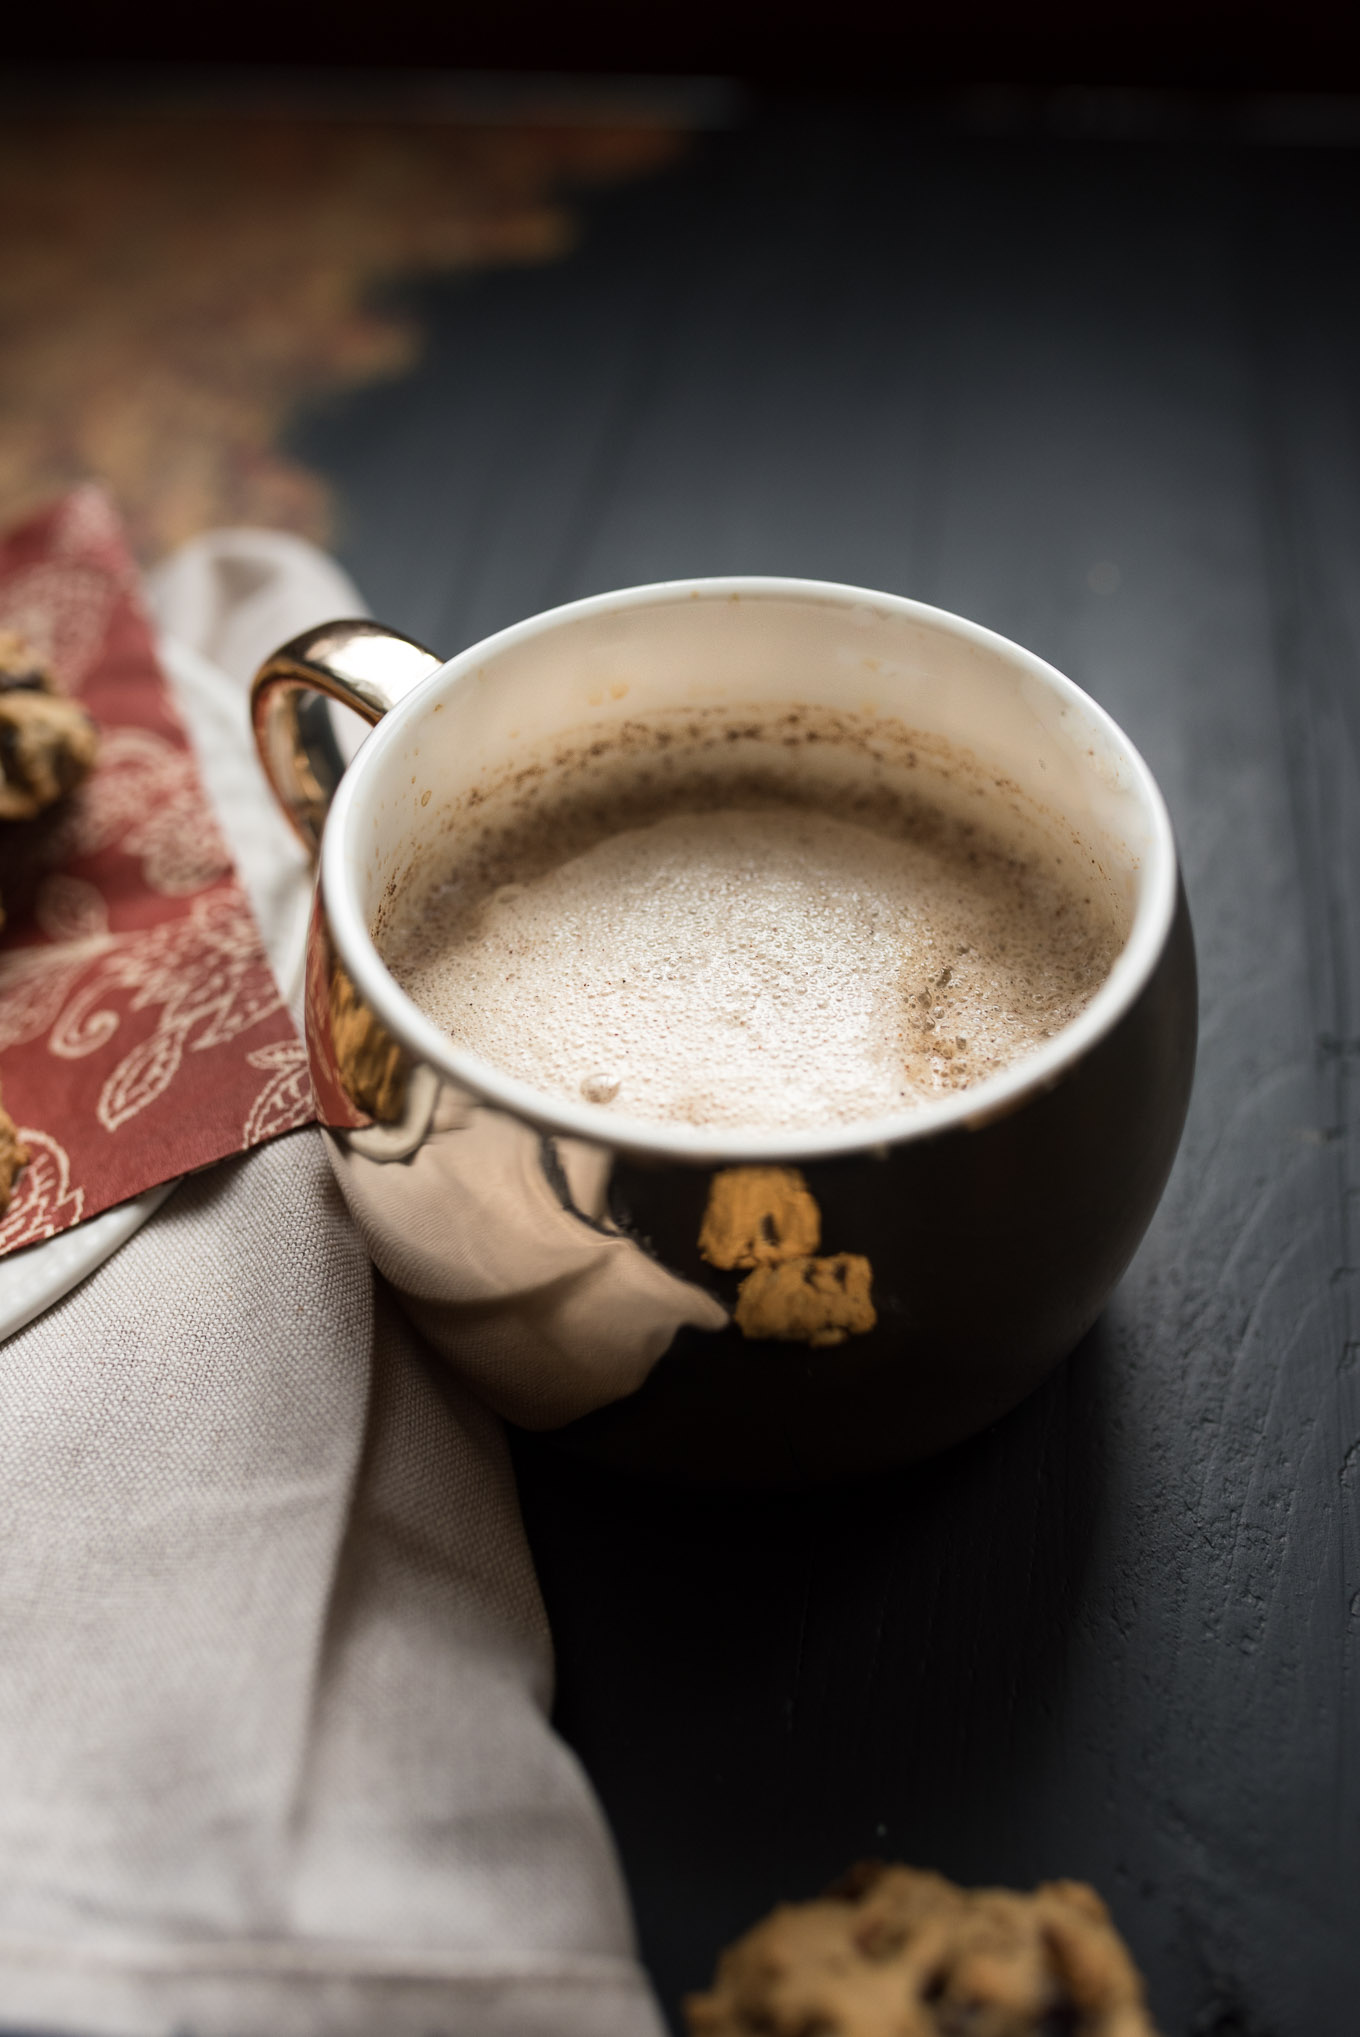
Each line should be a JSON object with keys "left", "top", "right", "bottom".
{"left": 300, "top": 101, "right": 1360, "bottom": 2036}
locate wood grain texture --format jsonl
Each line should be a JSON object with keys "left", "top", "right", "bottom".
{"left": 297, "top": 104, "right": 1360, "bottom": 2036}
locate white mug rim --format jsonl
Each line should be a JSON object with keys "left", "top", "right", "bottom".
{"left": 321, "top": 575, "right": 1180, "bottom": 1164}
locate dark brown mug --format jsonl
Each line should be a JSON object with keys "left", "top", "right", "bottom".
{"left": 252, "top": 577, "right": 1196, "bottom": 1485}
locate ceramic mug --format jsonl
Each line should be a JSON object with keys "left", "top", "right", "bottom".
{"left": 251, "top": 578, "right": 1196, "bottom": 1485}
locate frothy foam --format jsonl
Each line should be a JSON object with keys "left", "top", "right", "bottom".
{"left": 380, "top": 718, "right": 1123, "bottom": 1134}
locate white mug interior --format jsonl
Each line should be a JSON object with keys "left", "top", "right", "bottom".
{"left": 323, "top": 577, "right": 1178, "bottom": 1163}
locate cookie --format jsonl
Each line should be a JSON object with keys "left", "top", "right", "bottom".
{"left": 0, "top": 688, "right": 98, "bottom": 823}
{"left": 685, "top": 1861, "right": 1160, "bottom": 2037}
{"left": 0, "top": 629, "right": 92, "bottom": 1216}
{"left": 0, "top": 1089, "right": 28, "bottom": 1216}
{"left": 0, "top": 629, "right": 54, "bottom": 693}
{"left": 0, "top": 631, "right": 98, "bottom": 823}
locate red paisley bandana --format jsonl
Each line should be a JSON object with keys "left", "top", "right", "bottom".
{"left": 0, "top": 488, "right": 313, "bottom": 1255}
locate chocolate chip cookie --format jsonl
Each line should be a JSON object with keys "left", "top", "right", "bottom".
{"left": 685, "top": 1861, "right": 1160, "bottom": 2037}
{"left": 0, "top": 632, "right": 98, "bottom": 823}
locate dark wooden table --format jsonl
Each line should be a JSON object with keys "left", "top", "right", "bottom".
{"left": 301, "top": 96, "right": 1360, "bottom": 2037}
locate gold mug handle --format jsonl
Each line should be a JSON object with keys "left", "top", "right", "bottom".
{"left": 250, "top": 619, "right": 444, "bottom": 856}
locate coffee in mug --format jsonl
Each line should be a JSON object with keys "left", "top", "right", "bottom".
{"left": 378, "top": 704, "right": 1127, "bottom": 1134}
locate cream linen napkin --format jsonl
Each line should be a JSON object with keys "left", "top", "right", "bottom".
{"left": 0, "top": 531, "right": 665, "bottom": 2037}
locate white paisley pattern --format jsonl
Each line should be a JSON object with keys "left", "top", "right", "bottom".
{"left": 0, "top": 562, "right": 119, "bottom": 691}
{"left": 0, "top": 1129, "right": 85, "bottom": 1253}
{"left": 0, "top": 930, "right": 110, "bottom": 1056}
{"left": 44, "top": 726, "right": 232, "bottom": 895}
{"left": 0, "top": 489, "right": 140, "bottom": 695}
{"left": 0, "top": 889, "right": 285, "bottom": 1132}
{"left": 242, "top": 1040, "right": 313, "bottom": 1148}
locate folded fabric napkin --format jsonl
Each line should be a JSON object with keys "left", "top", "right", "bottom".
{"left": 0, "top": 493, "right": 314, "bottom": 1252}
{"left": 0, "top": 509, "right": 664, "bottom": 2037}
